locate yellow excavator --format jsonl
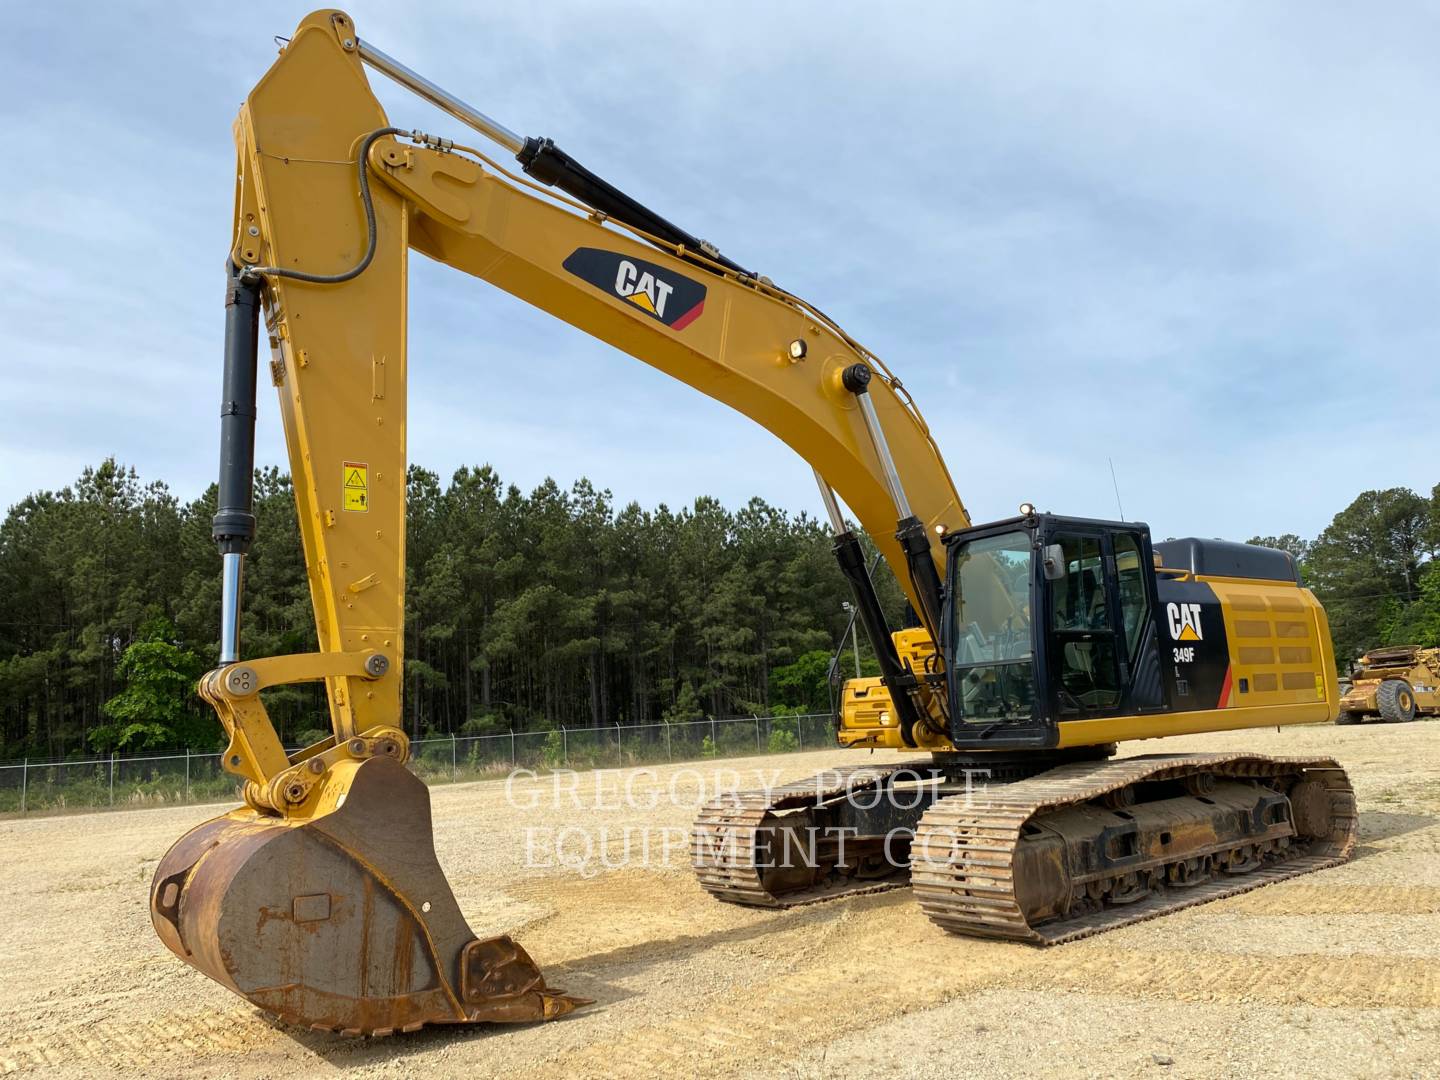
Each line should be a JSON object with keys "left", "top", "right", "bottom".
{"left": 151, "top": 9, "right": 1356, "bottom": 1035}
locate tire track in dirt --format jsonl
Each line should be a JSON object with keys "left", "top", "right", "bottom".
{"left": 517, "top": 897, "right": 1037, "bottom": 1080}
{"left": 0, "top": 1006, "right": 270, "bottom": 1075}
{"left": 1010, "top": 949, "right": 1440, "bottom": 1009}
{"left": 1211, "top": 883, "right": 1440, "bottom": 915}
{"left": 1355, "top": 815, "right": 1440, "bottom": 851}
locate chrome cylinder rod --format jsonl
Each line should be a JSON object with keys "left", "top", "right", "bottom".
{"left": 219, "top": 553, "right": 244, "bottom": 663}
{"left": 357, "top": 39, "right": 524, "bottom": 154}
{"left": 853, "top": 390, "right": 913, "bottom": 520}
{"left": 813, "top": 469, "right": 848, "bottom": 536}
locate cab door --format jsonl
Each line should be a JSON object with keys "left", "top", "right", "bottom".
{"left": 1043, "top": 526, "right": 1165, "bottom": 719}
{"left": 1109, "top": 529, "right": 1167, "bottom": 712}
{"left": 1044, "top": 530, "right": 1126, "bottom": 718}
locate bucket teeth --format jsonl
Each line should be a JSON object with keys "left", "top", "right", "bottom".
{"left": 466, "top": 987, "right": 594, "bottom": 1026}
{"left": 150, "top": 755, "right": 587, "bottom": 1035}
{"left": 543, "top": 991, "right": 593, "bottom": 1019}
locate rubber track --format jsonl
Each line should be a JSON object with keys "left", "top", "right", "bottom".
{"left": 691, "top": 760, "right": 934, "bottom": 907}
{"left": 910, "top": 752, "right": 1356, "bottom": 945}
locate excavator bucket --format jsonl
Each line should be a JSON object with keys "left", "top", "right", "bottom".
{"left": 150, "top": 756, "right": 587, "bottom": 1035}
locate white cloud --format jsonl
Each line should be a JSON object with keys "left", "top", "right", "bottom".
{"left": 1, "top": 1, "right": 1435, "bottom": 546}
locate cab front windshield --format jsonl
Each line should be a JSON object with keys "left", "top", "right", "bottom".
{"left": 949, "top": 530, "right": 1034, "bottom": 724}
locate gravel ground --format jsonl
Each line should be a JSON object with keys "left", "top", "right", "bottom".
{"left": 0, "top": 721, "right": 1435, "bottom": 1078}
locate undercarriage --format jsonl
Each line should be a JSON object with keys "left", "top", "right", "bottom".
{"left": 692, "top": 751, "right": 1356, "bottom": 943}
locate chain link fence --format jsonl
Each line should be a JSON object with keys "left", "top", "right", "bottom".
{"left": 0, "top": 712, "right": 836, "bottom": 817}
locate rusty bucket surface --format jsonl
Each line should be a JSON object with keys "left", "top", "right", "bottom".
{"left": 151, "top": 755, "right": 587, "bottom": 1035}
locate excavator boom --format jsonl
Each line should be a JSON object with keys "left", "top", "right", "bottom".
{"left": 153, "top": 9, "right": 966, "bottom": 1035}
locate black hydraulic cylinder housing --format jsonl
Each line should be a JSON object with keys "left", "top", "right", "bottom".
{"left": 832, "top": 529, "right": 924, "bottom": 747}
{"left": 517, "top": 137, "right": 751, "bottom": 278}
{"left": 212, "top": 264, "right": 261, "bottom": 556}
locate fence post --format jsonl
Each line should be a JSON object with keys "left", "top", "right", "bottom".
{"left": 509, "top": 728, "right": 516, "bottom": 766}
{"left": 109, "top": 752, "right": 116, "bottom": 806}
{"left": 20, "top": 759, "right": 26, "bottom": 815}
{"left": 797, "top": 716, "right": 804, "bottom": 751}
{"left": 664, "top": 722, "right": 672, "bottom": 762}
{"left": 755, "top": 717, "right": 761, "bottom": 752}
{"left": 614, "top": 722, "right": 622, "bottom": 767}
{"left": 561, "top": 725, "right": 568, "bottom": 766}
{"left": 451, "top": 733, "right": 457, "bottom": 777}
{"left": 185, "top": 748, "right": 191, "bottom": 799}
{"left": 710, "top": 716, "right": 717, "bottom": 751}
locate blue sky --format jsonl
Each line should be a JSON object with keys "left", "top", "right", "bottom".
{"left": 2, "top": 2, "right": 1436, "bottom": 542}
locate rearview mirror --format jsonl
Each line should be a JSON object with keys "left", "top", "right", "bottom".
{"left": 1042, "top": 544, "right": 1067, "bottom": 580}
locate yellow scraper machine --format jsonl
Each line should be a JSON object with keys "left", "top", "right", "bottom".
{"left": 152, "top": 9, "right": 1355, "bottom": 1034}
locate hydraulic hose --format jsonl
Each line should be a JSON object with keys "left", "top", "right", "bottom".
{"left": 239, "top": 126, "right": 406, "bottom": 285}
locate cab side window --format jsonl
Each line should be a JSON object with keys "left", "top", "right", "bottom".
{"left": 1113, "top": 532, "right": 1149, "bottom": 661}
{"left": 1050, "top": 536, "right": 1107, "bottom": 631}
{"left": 1049, "top": 534, "right": 1121, "bottom": 714}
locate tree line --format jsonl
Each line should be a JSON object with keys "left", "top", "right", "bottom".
{"left": 0, "top": 460, "right": 897, "bottom": 758}
{"left": 0, "top": 459, "right": 1433, "bottom": 760}
{"left": 1248, "top": 483, "right": 1440, "bottom": 670}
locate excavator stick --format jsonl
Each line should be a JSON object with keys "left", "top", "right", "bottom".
{"left": 145, "top": 10, "right": 635, "bottom": 1031}
{"left": 150, "top": 756, "right": 586, "bottom": 1034}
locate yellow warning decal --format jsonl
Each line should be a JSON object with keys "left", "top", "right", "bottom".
{"left": 343, "top": 460, "right": 368, "bottom": 513}
{"left": 1176, "top": 624, "right": 1200, "bottom": 641}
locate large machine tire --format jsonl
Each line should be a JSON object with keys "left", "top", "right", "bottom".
{"left": 1377, "top": 679, "right": 1418, "bottom": 723}
{"left": 1335, "top": 711, "right": 1361, "bottom": 726}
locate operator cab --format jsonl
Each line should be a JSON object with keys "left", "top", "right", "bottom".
{"left": 941, "top": 511, "right": 1167, "bottom": 749}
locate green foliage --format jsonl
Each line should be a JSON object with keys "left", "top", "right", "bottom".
{"left": 8, "top": 459, "right": 1436, "bottom": 760}
{"left": 0, "top": 461, "right": 326, "bottom": 758}
{"left": 1301, "top": 486, "right": 1438, "bottom": 663}
{"left": 0, "top": 459, "right": 887, "bottom": 757}
{"left": 770, "top": 649, "right": 836, "bottom": 715}
{"left": 1378, "top": 560, "right": 1440, "bottom": 649}
{"left": 1250, "top": 484, "right": 1439, "bottom": 664}
{"left": 541, "top": 728, "right": 565, "bottom": 768}
{"left": 663, "top": 681, "right": 704, "bottom": 722}
{"left": 700, "top": 734, "right": 719, "bottom": 758}
{"left": 1247, "top": 533, "right": 1312, "bottom": 568}
{"left": 460, "top": 711, "right": 506, "bottom": 736}
{"left": 291, "top": 728, "right": 331, "bottom": 750}
{"left": 91, "top": 617, "right": 206, "bottom": 754}
{"left": 767, "top": 717, "right": 799, "bottom": 753}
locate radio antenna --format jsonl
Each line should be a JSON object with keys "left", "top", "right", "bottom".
{"left": 1108, "top": 457, "right": 1126, "bottom": 521}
